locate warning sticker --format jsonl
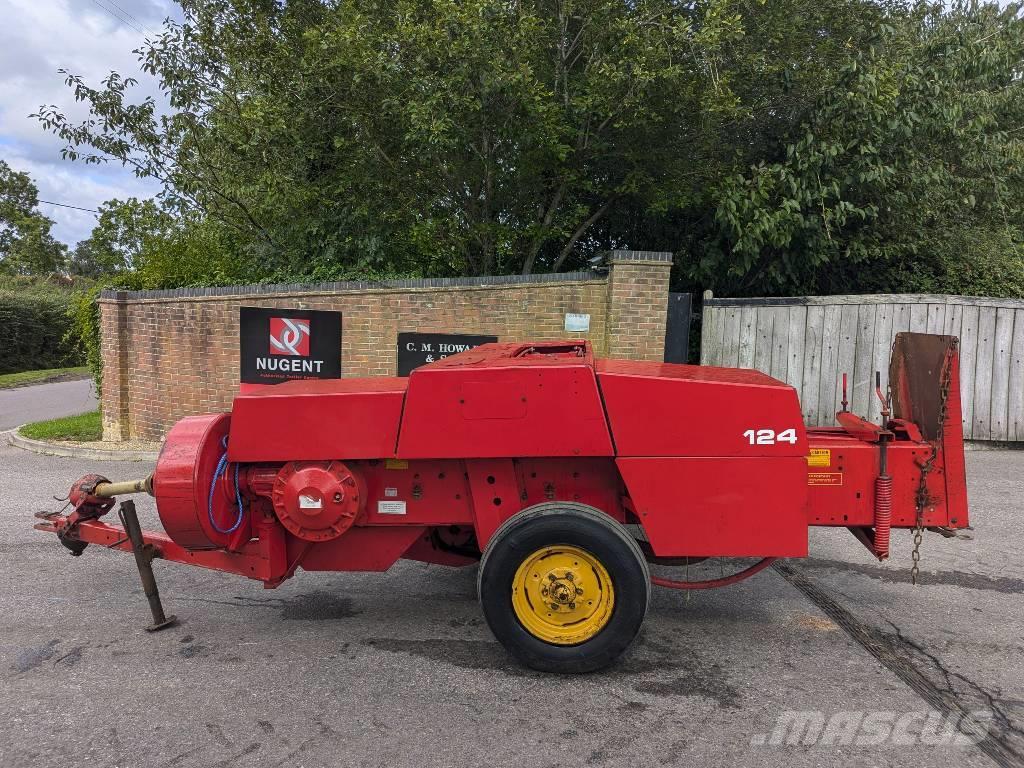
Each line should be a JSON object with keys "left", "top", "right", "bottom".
{"left": 298, "top": 494, "right": 323, "bottom": 509}
{"left": 807, "top": 449, "right": 831, "bottom": 468}
{"left": 385, "top": 459, "right": 409, "bottom": 470}
{"left": 377, "top": 500, "right": 407, "bottom": 515}
{"left": 808, "top": 472, "right": 843, "bottom": 486}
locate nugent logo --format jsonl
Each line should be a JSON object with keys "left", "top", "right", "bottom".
{"left": 269, "top": 317, "right": 310, "bottom": 356}
{"left": 240, "top": 307, "right": 341, "bottom": 385}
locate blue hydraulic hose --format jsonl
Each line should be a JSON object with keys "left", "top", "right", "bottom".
{"left": 208, "top": 436, "right": 245, "bottom": 534}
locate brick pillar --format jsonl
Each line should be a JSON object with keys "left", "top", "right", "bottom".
{"left": 98, "top": 292, "right": 130, "bottom": 441}
{"left": 604, "top": 250, "right": 673, "bottom": 361}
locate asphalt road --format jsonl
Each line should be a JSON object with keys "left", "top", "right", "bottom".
{"left": 0, "top": 442, "right": 1021, "bottom": 768}
{"left": 0, "top": 378, "right": 96, "bottom": 430}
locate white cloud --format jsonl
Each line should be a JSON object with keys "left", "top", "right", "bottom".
{"left": 0, "top": 0, "right": 180, "bottom": 246}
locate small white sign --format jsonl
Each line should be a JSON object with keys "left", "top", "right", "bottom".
{"left": 377, "top": 500, "right": 407, "bottom": 515}
{"left": 298, "top": 494, "right": 323, "bottom": 509}
{"left": 384, "top": 487, "right": 398, "bottom": 498}
{"left": 564, "top": 313, "right": 591, "bottom": 332}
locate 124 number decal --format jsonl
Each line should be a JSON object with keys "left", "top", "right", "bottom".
{"left": 743, "top": 428, "right": 798, "bottom": 445}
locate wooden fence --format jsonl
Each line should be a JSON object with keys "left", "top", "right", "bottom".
{"left": 700, "top": 293, "right": 1024, "bottom": 442}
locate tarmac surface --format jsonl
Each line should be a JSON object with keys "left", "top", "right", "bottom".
{"left": 0, "top": 378, "right": 96, "bottom": 430}
{"left": 0, "top": 438, "right": 1021, "bottom": 768}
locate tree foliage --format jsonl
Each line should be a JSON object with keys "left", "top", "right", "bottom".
{"left": 0, "top": 160, "right": 67, "bottom": 276}
{"left": 0, "top": 283, "right": 82, "bottom": 373}
{"left": 706, "top": 1, "right": 1024, "bottom": 296}
{"left": 41, "top": 0, "right": 748, "bottom": 277}
{"left": 70, "top": 198, "right": 176, "bottom": 276}
{"left": 33, "top": 0, "right": 1024, "bottom": 297}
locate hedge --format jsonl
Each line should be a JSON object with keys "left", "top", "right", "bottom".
{"left": 0, "top": 288, "right": 83, "bottom": 374}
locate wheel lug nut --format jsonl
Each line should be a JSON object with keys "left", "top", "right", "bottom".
{"left": 541, "top": 587, "right": 549, "bottom": 596}
{"left": 575, "top": 587, "right": 584, "bottom": 595}
{"left": 565, "top": 572, "right": 574, "bottom": 581}
{"left": 569, "top": 602, "right": 576, "bottom": 610}
{"left": 547, "top": 573, "right": 556, "bottom": 581}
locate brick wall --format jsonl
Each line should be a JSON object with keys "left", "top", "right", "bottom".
{"left": 99, "top": 250, "right": 673, "bottom": 441}
{"left": 605, "top": 251, "right": 674, "bottom": 361}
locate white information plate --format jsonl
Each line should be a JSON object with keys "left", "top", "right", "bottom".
{"left": 564, "top": 313, "right": 591, "bottom": 332}
{"left": 377, "top": 500, "right": 407, "bottom": 515}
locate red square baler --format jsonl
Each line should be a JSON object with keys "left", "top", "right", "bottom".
{"left": 35, "top": 333, "right": 968, "bottom": 672}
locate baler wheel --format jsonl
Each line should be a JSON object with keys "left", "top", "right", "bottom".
{"left": 478, "top": 502, "right": 649, "bottom": 674}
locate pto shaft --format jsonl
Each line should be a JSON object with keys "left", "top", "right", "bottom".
{"left": 94, "top": 477, "right": 153, "bottom": 498}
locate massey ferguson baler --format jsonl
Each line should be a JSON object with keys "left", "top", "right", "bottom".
{"left": 36, "top": 333, "right": 968, "bottom": 673}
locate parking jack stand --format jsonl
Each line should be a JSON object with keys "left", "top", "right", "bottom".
{"left": 118, "top": 500, "right": 178, "bottom": 632}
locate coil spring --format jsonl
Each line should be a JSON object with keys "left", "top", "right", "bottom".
{"left": 873, "top": 474, "right": 893, "bottom": 560}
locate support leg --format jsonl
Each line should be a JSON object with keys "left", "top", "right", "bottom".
{"left": 118, "top": 500, "right": 178, "bottom": 632}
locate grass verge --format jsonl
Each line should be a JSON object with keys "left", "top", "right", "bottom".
{"left": 20, "top": 410, "right": 102, "bottom": 442}
{"left": 0, "top": 366, "right": 90, "bottom": 389}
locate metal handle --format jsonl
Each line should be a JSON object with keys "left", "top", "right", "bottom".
{"left": 875, "top": 371, "right": 891, "bottom": 423}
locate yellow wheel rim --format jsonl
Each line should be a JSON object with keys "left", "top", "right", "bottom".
{"left": 511, "top": 545, "right": 615, "bottom": 645}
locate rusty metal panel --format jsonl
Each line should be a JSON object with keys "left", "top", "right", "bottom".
{"left": 889, "top": 332, "right": 958, "bottom": 442}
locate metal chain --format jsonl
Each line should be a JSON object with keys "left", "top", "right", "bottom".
{"left": 910, "top": 340, "right": 957, "bottom": 585}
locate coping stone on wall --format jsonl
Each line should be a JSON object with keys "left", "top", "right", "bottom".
{"left": 603, "top": 250, "right": 674, "bottom": 266}
{"left": 98, "top": 270, "right": 605, "bottom": 302}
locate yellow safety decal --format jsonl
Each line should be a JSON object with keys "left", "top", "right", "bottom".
{"left": 384, "top": 459, "right": 409, "bottom": 470}
{"left": 806, "top": 448, "right": 831, "bottom": 468}
{"left": 808, "top": 472, "right": 843, "bottom": 486}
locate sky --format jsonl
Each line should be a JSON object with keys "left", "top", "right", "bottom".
{"left": 0, "top": 0, "right": 181, "bottom": 247}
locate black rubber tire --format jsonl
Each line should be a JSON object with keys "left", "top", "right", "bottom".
{"left": 478, "top": 502, "right": 650, "bottom": 674}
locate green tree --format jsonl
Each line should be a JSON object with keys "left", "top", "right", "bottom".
{"left": 703, "top": 1, "right": 1024, "bottom": 297}
{"left": 72, "top": 198, "right": 176, "bottom": 276}
{"left": 0, "top": 160, "right": 67, "bottom": 275}
{"left": 33, "top": 0, "right": 1024, "bottom": 296}
{"left": 36, "top": 0, "right": 745, "bottom": 277}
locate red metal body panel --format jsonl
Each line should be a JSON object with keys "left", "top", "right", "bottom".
{"left": 464, "top": 458, "right": 520, "bottom": 547}
{"left": 355, "top": 460, "right": 474, "bottom": 526}
{"left": 597, "top": 360, "right": 809, "bottom": 457}
{"left": 228, "top": 377, "right": 407, "bottom": 462}
{"left": 296, "top": 527, "right": 426, "bottom": 572}
{"left": 397, "top": 341, "right": 613, "bottom": 458}
{"left": 513, "top": 457, "right": 624, "bottom": 523}
{"left": 804, "top": 430, "right": 959, "bottom": 528}
{"left": 617, "top": 457, "right": 809, "bottom": 557}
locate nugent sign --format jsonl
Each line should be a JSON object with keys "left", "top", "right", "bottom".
{"left": 240, "top": 307, "right": 342, "bottom": 384}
